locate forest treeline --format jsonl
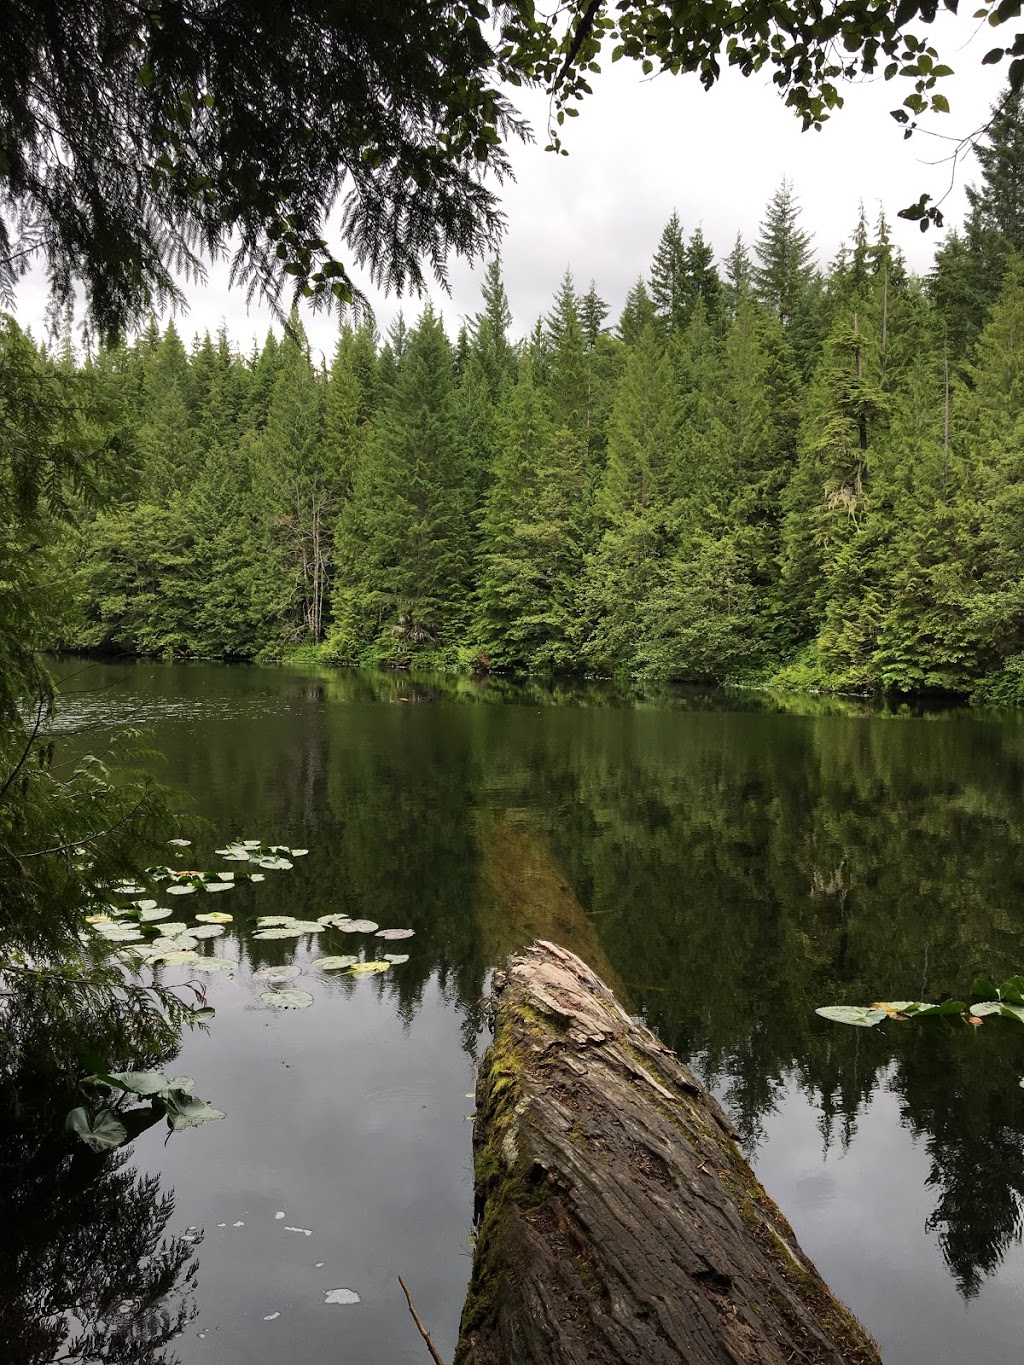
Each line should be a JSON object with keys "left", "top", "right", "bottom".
{"left": 29, "top": 92, "right": 1024, "bottom": 700}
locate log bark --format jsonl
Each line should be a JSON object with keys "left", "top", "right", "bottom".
{"left": 455, "top": 941, "right": 882, "bottom": 1365}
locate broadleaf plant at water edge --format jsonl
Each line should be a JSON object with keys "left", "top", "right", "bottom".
{"left": 817, "top": 975, "right": 1024, "bottom": 1086}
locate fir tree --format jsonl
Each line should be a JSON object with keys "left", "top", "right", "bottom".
{"left": 753, "top": 179, "right": 815, "bottom": 328}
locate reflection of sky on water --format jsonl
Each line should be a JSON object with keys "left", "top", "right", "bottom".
{"left": 135, "top": 964, "right": 478, "bottom": 1365}
{"left": 747, "top": 1075, "right": 1024, "bottom": 1365}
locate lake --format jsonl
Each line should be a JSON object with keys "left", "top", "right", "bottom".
{"left": 12, "top": 660, "right": 1024, "bottom": 1364}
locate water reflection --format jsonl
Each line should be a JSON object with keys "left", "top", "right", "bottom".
{"left": 29, "top": 660, "right": 1024, "bottom": 1359}
{"left": 0, "top": 1061, "right": 199, "bottom": 1365}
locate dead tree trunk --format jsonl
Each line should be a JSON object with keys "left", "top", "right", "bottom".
{"left": 456, "top": 941, "right": 882, "bottom": 1365}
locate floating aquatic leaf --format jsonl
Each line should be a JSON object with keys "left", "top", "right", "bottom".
{"left": 383, "top": 954, "right": 409, "bottom": 965}
{"left": 336, "top": 919, "right": 379, "bottom": 934}
{"left": 191, "top": 957, "right": 237, "bottom": 974}
{"left": 253, "top": 927, "right": 309, "bottom": 940}
{"left": 164, "top": 1091, "right": 227, "bottom": 1130}
{"left": 242, "top": 840, "right": 263, "bottom": 849}
{"left": 324, "top": 1289, "right": 360, "bottom": 1305}
{"left": 67, "top": 1107, "right": 127, "bottom": 1152}
{"left": 815, "top": 1005, "right": 888, "bottom": 1028}
{"left": 317, "top": 914, "right": 351, "bottom": 928}
{"left": 869, "top": 1000, "right": 919, "bottom": 1016}
{"left": 260, "top": 988, "right": 314, "bottom": 1009}
{"left": 312, "top": 956, "right": 359, "bottom": 971}
{"left": 901, "top": 999, "right": 967, "bottom": 1018}
{"left": 195, "top": 911, "right": 233, "bottom": 923}
{"left": 346, "top": 960, "right": 390, "bottom": 976}
{"left": 95, "top": 923, "right": 144, "bottom": 942}
{"left": 85, "top": 913, "right": 112, "bottom": 924}
{"left": 214, "top": 871, "right": 236, "bottom": 881}
{"left": 374, "top": 928, "right": 414, "bottom": 940}
{"left": 257, "top": 915, "right": 297, "bottom": 927}
{"left": 190, "top": 924, "right": 225, "bottom": 939}
{"left": 156, "top": 921, "right": 192, "bottom": 936}
{"left": 138, "top": 905, "right": 173, "bottom": 922}
{"left": 253, "top": 964, "right": 301, "bottom": 981}
{"left": 257, "top": 856, "right": 293, "bottom": 871}
{"left": 248, "top": 873, "right": 266, "bottom": 883}
{"left": 168, "top": 838, "right": 192, "bottom": 847}
{"left": 134, "top": 898, "right": 159, "bottom": 912}
{"left": 151, "top": 935, "right": 185, "bottom": 950}
{"left": 282, "top": 920, "right": 322, "bottom": 932}
{"left": 151, "top": 949, "right": 201, "bottom": 965}
{"left": 167, "top": 884, "right": 197, "bottom": 896}
{"left": 204, "top": 882, "right": 234, "bottom": 893}
{"left": 86, "top": 1069, "right": 189, "bottom": 1096}
{"left": 289, "top": 849, "right": 309, "bottom": 857}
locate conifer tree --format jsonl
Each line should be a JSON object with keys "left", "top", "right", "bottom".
{"left": 331, "top": 307, "right": 469, "bottom": 662}
{"left": 617, "top": 278, "right": 659, "bottom": 346}
{"left": 753, "top": 180, "right": 815, "bottom": 328}
{"left": 684, "top": 227, "right": 723, "bottom": 328}
{"left": 649, "top": 210, "right": 689, "bottom": 335}
{"left": 470, "top": 255, "right": 517, "bottom": 399}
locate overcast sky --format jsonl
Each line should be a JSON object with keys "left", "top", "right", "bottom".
{"left": 10, "top": 11, "right": 1006, "bottom": 363}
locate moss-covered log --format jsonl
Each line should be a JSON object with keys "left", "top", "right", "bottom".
{"left": 456, "top": 941, "right": 882, "bottom": 1365}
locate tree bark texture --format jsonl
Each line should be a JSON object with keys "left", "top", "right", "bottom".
{"left": 455, "top": 940, "right": 882, "bottom": 1365}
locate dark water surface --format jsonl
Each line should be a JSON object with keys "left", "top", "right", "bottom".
{"left": 19, "top": 661, "right": 1024, "bottom": 1364}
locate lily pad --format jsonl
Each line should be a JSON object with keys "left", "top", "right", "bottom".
{"left": 374, "top": 928, "right": 414, "bottom": 940}
{"left": 317, "top": 914, "right": 352, "bottom": 928}
{"left": 257, "top": 856, "right": 293, "bottom": 871}
{"left": 134, "top": 898, "right": 159, "bottom": 912}
{"left": 138, "top": 905, "right": 173, "bottom": 922}
{"left": 190, "top": 924, "right": 225, "bottom": 939}
{"left": 164, "top": 1092, "right": 227, "bottom": 1130}
{"left": 95, "top": 923, "right": 144, "bottom": 942}
{"left": 253, "top": 927, "right": 310, "bottom": 940}
{"left": 85, "top": 913, "right": 112, "bottom": 924}
{"left": 260, "top": 988, "right": 314, "bottom": 1009}
{"left": 203, "top": 882, "right": 234, "bottom": 893}
{"left": 346, "top": 960, "right": 391, "bottom": 976}
{"left": 815, "top": 1005, "right": 888, "bottom": 1028}
{"left": 195, "top": 911, "right": 233, "bottom": 923}
{"left": 151, "top": 949, "right": 201, "bottom": 965}
{"left": 67, "top": 1107, "right": 127, "bottom": 1152}
{"left": 312, "top": 956, "right": 359, "bottom": 971}
{"left": 253, "top": 964, "right": 302, "bottom": 981}
{"left": 336, "top": 919, "right": 379, "bottom": 934}
{"left": 289, "top": 849, "right": 309, "bottom": 857}
{"left": 248, "top": 873, "right": 266, "bottom": 883}
{"left": 242, "top": 840, "right": 263, "bottom": 849}
{"left": 191, "top": 957, "right": 237, "bottom": 973}
{"left": 167, "top": 884, "right": 197, "bottom": 896}
{"left": 257, "top": 915, "right": 298, "bottom": 927}
{"left": 383, "top": 954, "right": 410, "bottom": 965}
{"left": 168, "top": 838, "right": 192, "bottom": 847}
{"left": 87, "top": 1069, "right": 192, "bottom": 1096}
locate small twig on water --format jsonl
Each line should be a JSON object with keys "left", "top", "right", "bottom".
{"left": 398, "top": 1275, "right": 446, "bottom": 1365}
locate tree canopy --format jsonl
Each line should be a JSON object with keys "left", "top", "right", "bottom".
{"left": 1, "top": 0, "right": 1021, "bottom": 338}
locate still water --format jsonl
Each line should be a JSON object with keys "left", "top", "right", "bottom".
{"left": 12, "top": 661, "right": 1024, "bottom": 1364}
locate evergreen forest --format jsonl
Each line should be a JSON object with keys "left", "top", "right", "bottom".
{"left": 26, "top": 92, "right": 1024, "bottom": 704}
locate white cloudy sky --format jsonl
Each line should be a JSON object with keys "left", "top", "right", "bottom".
{"left": 10, "top": 11, "right": 1007, "bottom": 363}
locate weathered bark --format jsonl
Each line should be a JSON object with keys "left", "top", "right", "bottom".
{"left": 456, "top": 941, "right": 882, "bottom": 1365}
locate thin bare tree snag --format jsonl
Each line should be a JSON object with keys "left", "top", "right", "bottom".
{"left": 455, "top": 940, "right": 882, "bottom": 1365}
{"left": 399, "top": 1275, "right": 447, "bottom": 1365}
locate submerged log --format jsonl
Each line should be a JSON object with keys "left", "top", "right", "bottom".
{"left": 456, "top": 941, "right": 881, "bottom": 1365}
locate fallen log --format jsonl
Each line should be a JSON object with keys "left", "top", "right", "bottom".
{"left": 455, "top": 941, "right": 882, "bottom": 1365}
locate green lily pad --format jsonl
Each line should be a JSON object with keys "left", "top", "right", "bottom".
{"left": 253, "top": 964, "right": 302, "bottom": 981}
{"left": 203, "top": 882, "right": 234, "bottom": 893}
{"left": 257, "top": 856, "right": 293, "bottom": 871}
{"left": 815, "top": 1005, "right": 888, "bottom": 1028}
{"left": 195, "top": 911, "right": 233, "bottom": 923}
{"left": 260, "top": 988, "right": 314, "bottom": 1009}
{"left": 168, "top": 838, "right": 192, "bottom": 847}
{"left": 134, "top": 898, "right": 159, "bottom": 912}
{"left": 318, "top": 914, "right": 352, "bottom": 928}
{"left": 383, "top": 953, "right": 410, "bottom": 965}
{"left": 190, "top": 924, "right": 225, "bottom": 939}
{"left": 138, "top": 905, "right": 173, "bottom": 922}
{"left": 66, "top": 1106, "right": 127, "bottom": 1152}
{"left": 191, "top": 957, "right": 237, "bottom": 973}
{"left": 151, "top": 949, "right": 201, "bottom": 965}
{"left": 167, "top": 884, "right": 197, "bottom": 896}
{"left": 164, "top": 1091, "right": 226, "bottom": 1130}
{"left": 253, "top": 927, "right": 310, "bottom": 940}
{"left": 95, "top": 923, "right": 144, "bottom": 942}
{"left": 257, "top": 915, "right": 297, "bottom": 927}
{"left": 346, "top": 960, "right": 391, "bottom": 975}
{"left": 337, "top": 919, "right": 379, "bottom": 934}
{"left": 312, "top": 955, "right": 359, "bottom": 971}
{"left": 375, "top": 928, "right": 414, "bottom": 940}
